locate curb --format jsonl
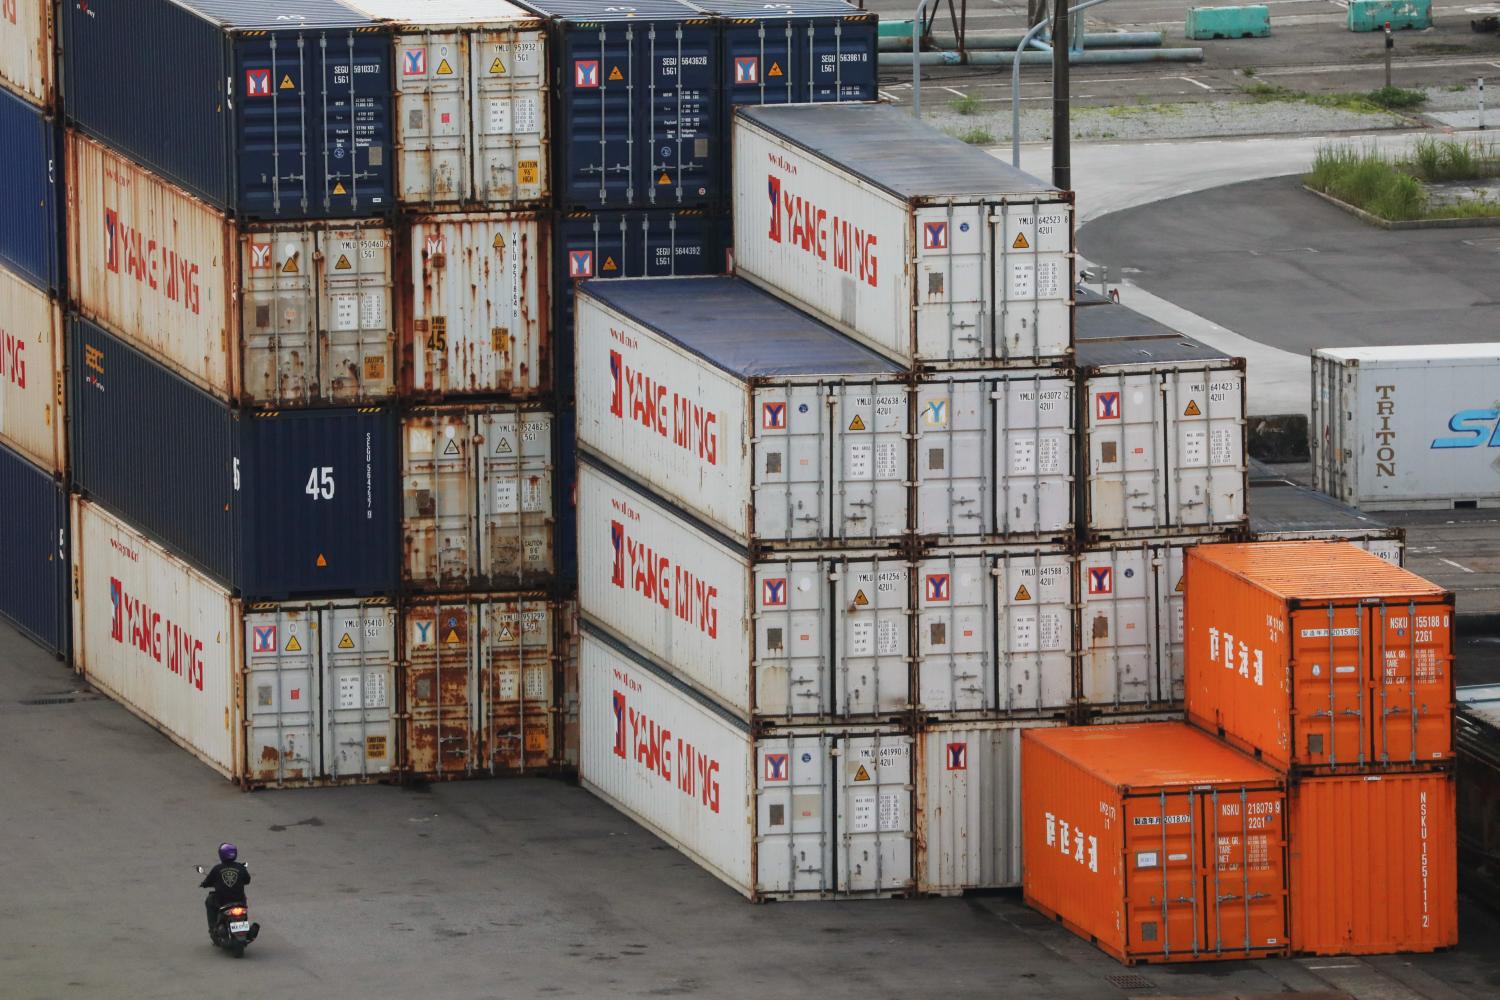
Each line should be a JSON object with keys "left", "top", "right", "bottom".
{"left": 1303, "top": 184, "right": 1500, "bottom": 231}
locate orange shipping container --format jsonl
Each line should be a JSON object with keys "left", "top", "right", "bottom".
{"left": 1022, "top": 723, "right": 1289, "bottom": 965}
{"left": 1185, "top": 542, "right": 1453, "bottom": 773}
{"left": 1290, "top": 770, "right": 1457, "bottom": 954}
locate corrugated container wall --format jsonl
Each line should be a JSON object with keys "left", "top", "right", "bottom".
{"left": 522, "top": 0, "right": 719, "bottom": 210}
{"left": 60, "top": 0, "right": 393, "bottom": 220}
{"left": 344, "top": 1, "right": 550, "bottom": 208}
{"left": 1312, "top": 345, "right": 1500, "bottom": 510}
{"left": 0, "top": 440, "right": 67, "bottom": 657}
{"left": 733, "top": 103, "right": 1073, "bottom": 369}
{"left": 0, "top": 0, "right": 54, "bottom": 109}
{"left": 67, "top": 131, "right": 396, "bottom": 407}
{"left": 1184, "top": 542, "right": 1454, "bottom": 773}
{"left": 1289, "top": 771, "right": 1457, "bottom": 954}
{"left": 402, "top": 404, "right": 555, "bottom": 591}
{"left": 0, "top": 86, "right": 61, "bottom": 293}
{"left": 69, "top": 316, "right": 401, "bottom": 599}
{"left": 0, "top": 263, "right": 65, "bottom": 475}
{"left": 401, "top": 212, "right": 550, "bottom": 397}
{"left": 1022, "top": 723, "right": 1290, "bottom": 965}
{"left": 1076, "top": 539, "right": 1190, "bottom": 713}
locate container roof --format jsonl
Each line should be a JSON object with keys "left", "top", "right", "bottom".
{"left": 1315, "top": 344, "right": 1500, "bottom": 364}
{"left": 175, "top": 0, "right": 378, "bottom": 28}
{"left": 1026, "top": 723, "right": 1281, "bottom": 788}
{"left": 688, "top": 0, "right": 869, "bottom": 17}
{"left": 1074, "top": 305, "right": 1233, "bottom": 367}
{"left": 341, "top": 0, "right": 537, "bottom": 24}
{"left": 517, "top": 0, "right": 708, "bottom": 21}
{"left": 1458, "top": 684, "right": 1500, "bottom": 730}
{"left": 739, "top": 104, "right": 1059, "bottom": 201}
{"left": 579, "top": 277, "right": 903, "bottom": 379}
{"left": 1248, "top": 481, "right": 1393, "bottom": 535}
{"left": 1189, "top": 541, "right": 1449, "bottom": 602}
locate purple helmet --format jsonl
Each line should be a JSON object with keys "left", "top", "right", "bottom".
{"left": 218, "top": 843, "right": 238, "bottom": 863}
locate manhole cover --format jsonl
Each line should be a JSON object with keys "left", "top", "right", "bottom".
{"left": 20, "top": 691, "right": 97, "bottom": 706}
{"left": 1106, "top": 973, "right": 1154, "bottom": 990}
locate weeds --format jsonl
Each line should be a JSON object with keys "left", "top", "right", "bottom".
{"left": 1306, "top": 142, "right": 1500, "bottom": 222}
{"left": 1244, "top": 83, "right": 1426, "bottom": 113}
{"left": 951, "top": 94, "right": 981, "bottom": 116}
{"left": 953, "top": 127, "right": 996, "bottom": 145}
{"left": 1365, "top": 86, "right": 1427, "bottom": 110}
{"left": 1242, "top": 66, "right": 1257, "bottom": 77}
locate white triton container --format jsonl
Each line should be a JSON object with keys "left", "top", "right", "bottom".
{"left": 71, "top": 498, "right": 397, "bottom": 786}
{"left": 0, "top": 0, "right": 53, "bottom": 109}
{"left": 402, "top": 212, "right": 549, "bottom": 397}
{"left": 733, "top": 103, "right": 1073, "bottom": 369}
{"left": 1312, "top": 344, "right": 1500, "bottom": 510}
{"left": 580, "top": 627, "right": 914, "bottom": 900}
{"left": 1076, "top": 308, "right": 1246, "bottom": 538}
{"left": 402, "top": 404, "right": 554, "bottom": 590}
{"left": 346, "top": 0, "right": 549, "bottom": 207}
{"left": 1246, "top": 479, "right": 1404, "bottom": 565}
{"left": 916, "top": 718, "right": 1062, "bottom": 894}
{"left": 576, "top": 275, "right": 1075, "bottom": 546}
{"left": 402, "top": 593, "right": 557, "bottom": 777}
{"left": 67, "top": 131, "right": 395, "bottom": 406}
{"left": 0, "top": 262, "right": 64, "bottom": 475}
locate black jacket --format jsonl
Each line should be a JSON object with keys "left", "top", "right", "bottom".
{"left": 200, "top": 862, "right": 251, "bottom": 904}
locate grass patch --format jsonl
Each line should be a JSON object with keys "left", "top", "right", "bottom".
{"left": 1244, "top": 83, "right": 1426, "bottom": 113}
{"left": 1447, "top": 83, "right": 1469, "bottom": 93}
{"left": 950, "top": 94, "right": 981, "bottom": 116}
{"left": 952, "top": 126, "right": 996, "bottom": 145}
{"left": 1305, "top": 141, "right": 1500, "bottom": 222}
{"left": 1242, "top": 66, "right": 1257, "bottom": 77}
{"left": 1366, "top": 85, "right": 1427, "bottom": 110}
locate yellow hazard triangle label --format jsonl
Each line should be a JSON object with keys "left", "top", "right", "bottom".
{"left": 1183, "top": 399, "right": 1202, "bottom": 417}
{"left": 608, "top": 65, "right": 624, "bottom": 81}
{"left": 490, "top": 56, "right": 507, "bottom": 74}
{"left": 316, "top": 553, "right": 328, "bottom": 568}
{"left": 338, "top": 633, "right": 354, "bottom": 649}
{"left": 603, "top": 256, "right": 618, "bottom": 272}
{"left": 335, "top": 254, "right": 352, "bottom": 270}
{"left": 853, "top": 764, "right": 872, "bottom": 782}
{"left": 281, "top": 256, "right": 299, "bottom": 274}
{"left": 499, "top": 625, "right": 514, "bottom": 641}
{"left": 658, "top": 171, "right": 672, "bottom": 185}
{"left": 768, "top": 61, "right": 783, "bottom": 77}
{"left": 1175, "top": 576, "right": 1185, "bottom": 593}
{"left": 853, "top": 589, "right": 870, "bottom": 607}
{"left": 280, "top": 74, "right": 295, "bottom": 90}
{"left": 847, "top": 414, "right": 866, "bottom": 431}
{"left": 332, "top": 181, "right": 348, "bottom": 196}
{"left": 436, "top": 58, "right": 454, "bottom": 75}
{"left": 492, "top": 232, "right": 506, "bottom": 250}
{"left": 497, "top": 438, "right": 512, "bottom": 454}
{"left": 444, "top": 628, "right": 461, "bottom": 645}
{"left": 1012, "top": 232, "right": 1030, "bottom": 250}
{"left": 285, "top": 634, "right": 302, "bottom": 652}
{"left": 1014, "top": 584, "right": 1032, "bottom": 601}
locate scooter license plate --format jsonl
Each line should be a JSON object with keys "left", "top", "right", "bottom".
{"left": 229, "top": 921, "right": 251, "bottom": 933}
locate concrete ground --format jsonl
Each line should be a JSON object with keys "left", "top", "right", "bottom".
{"left": 3, "top": 621, "right": 1500, "bottom": 1000}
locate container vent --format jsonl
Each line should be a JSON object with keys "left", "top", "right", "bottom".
{"left": 1105, "top": 974, "right": 1154, "bottom": 990}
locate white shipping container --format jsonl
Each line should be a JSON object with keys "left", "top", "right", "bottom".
{"left": 580, "top": 628, "right": 914, "bottom": 900}
{"left": 1312, "top": 344, "right": 1500, "bottom": 510}
{"left": 70, "top": 497, "right": 397, "bottom": 785}
{"left": 1078, "top": 332, "right": 1246, "bottom": 538}
{"left": 66, "top": 131, "right": 395, "bottom": 406}
{"left": 404, "top": 212, "right": 549, "bottom": 397}
{"left": 917, "top": 719, "right": 1062, "bottom": 894}
{"left": 577, "top": 276, "right": 1074, "bottom": 547}
{"left": 1246, "top": 479, "right": 1404, "bottom": 565}
{"left": 1076, "top": 539, "right": 1193, "bottom": 712}
{"left": 0, "top": 263, "right": 64, "bottom": 475}
{"left": 402, "top": 405, "right": 554, "bottom": 590}
{"left": 733, "top": 104, "right": 1073, "bottom": 369}
{"left": 346, "top": 0, "right": 549, "bottom": 207}
{"left": 0, "top": 0, "right": 53, "bottom": 109}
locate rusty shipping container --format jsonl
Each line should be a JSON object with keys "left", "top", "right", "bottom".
{"left": 1289, "top": 770, "right": 1457, "bottom": 954}
{"left": 402, "top": 593, "right": 557, "bottom": 778}
{"left": 1185, "top": 542, "right": 1454, "bottom": 774}
{"left": 0, "top": 0, "right": 54, "bottom": 109}
{"left": 403, "top": 404, "right": 554, "bottom": 591}
{"left": 67, "top": 130, "right": 396, "bottom": 407}
{"left": 402, "top": 211, "right": 550, "bottom": 397}
{"left": 1022, "top": 723, "right": 1290, "bottom": 965}
{"left": 0, "top": 262, "right": 65, "bottom": 476}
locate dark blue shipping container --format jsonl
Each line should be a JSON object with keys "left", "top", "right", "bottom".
{"left": 697, "top": 0, "right": 876, "bottom": 110}
{"left": 0, "top": 86, "right": 62, "bottom": 293}
{"left": 68, "top": 315, "right": 399, "bottom": 599}
{"left": 521, "top": 0, "right": 720, "bottom": 210}
{"left": 553, "top": 207, "right": 725, "bottom": 401}
{"left": 0, "top": 441, "right": 69, "bottom": 657}
{"left": 61, "top": 0, "right": 392, "bottom": 221}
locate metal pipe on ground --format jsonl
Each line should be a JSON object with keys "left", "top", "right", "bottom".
{"left": 875, "top": 30, "right": 1165, "bottom": 51}
{"left": 880, "top": 47, "right": 1204, "bottom": 66}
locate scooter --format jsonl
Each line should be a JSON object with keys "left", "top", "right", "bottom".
{"left": 194, "top": 866, "right": 260, "bottom": 957}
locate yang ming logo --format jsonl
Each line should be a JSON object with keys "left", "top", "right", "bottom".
{"left": 1431, "top": 409, "right": 1500, "bottom": 449}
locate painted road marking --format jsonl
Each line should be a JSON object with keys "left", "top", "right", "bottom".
{"left": 1439, "top": 557, "right": 1477, "bottom": 574}
{"left": 1178, "top": 76, "right": 1214, "bottom": 91}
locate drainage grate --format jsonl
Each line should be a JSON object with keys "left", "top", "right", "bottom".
{"left": 1106, "top": 974, "right": 1154, "bottom": 990}
{"left": 20, "top": 691, "right": 97, "bottom": 706}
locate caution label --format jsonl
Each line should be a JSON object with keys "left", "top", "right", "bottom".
{"left": 769, "top": 61, "right": 783, "bottom": 77}
{"left": 338, "top": 632, "right": 355, "bottom": 650}
{"left": 316, "top": 554, "right": 328, "bottom": 568}
{"left": 436, "top": 58, "right": 454, "bottom": 76}
{"left": 492, "top": 232, "right": 506, "bottom": 250}
{"left": 1175, "top": 576, "right": 1185, "bottom": 593}
{"left": 498, "top": 624, "right": 514, "bottom": 641}
{"left": 603, "top": 256, "right": 618, "bottom": 272}
{"left": 658, "top": 171, "right": 672, "bottom": 185}
{"left": 285, "top": 634, "right": 303, "bottom": 653}
{"left": 1012, "top": 232, "right": 1030, "bottom": 250}
{"left": 853, "top": 764, "right": 872, "bottom": 782}
{"left": 366, "top": 735, "right": 387, "bottom": 760}
{"left": 490, "top": 56, "right": 507, "bottom": 75}
{"left": 1014, "top": 584, "right": 1032, "bottom": 602}
{"left": 442, "top": 437, "right": 460, "bottom": 456}
{"left": 332, "top": 181, "right": 348, "bottom": 196}
{"left": 608, "top": 65, "right": 624, "bottom": 81}
{"left": 497, "top": 437, "right": 512, "bottom": 454}
{"left": 281, "top": 255, "right": 299, "bottom": 274}
{"left": 1183, "top": 399, "right": 1202, "bottom": 417}
{"left": 280, "top": 74, "right": 295, "bottom": 90}
{"left": 335, "top": 254, "right": 352, "bottom": 271}
{"left": 847, "top": 414, "right": 866, "bottom": 431}
{"left": 518, "top": 161, "right": 537, "bottom": 185}
{"left": 853, "top": 589, "right": 870, "bottom": 607}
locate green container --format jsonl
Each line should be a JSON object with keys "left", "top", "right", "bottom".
{"left": 1346, "top": 0, "right": 1431, "bottom": 30}
{"left": 1185, "top": 5, "right": 1271, "bottom": 39}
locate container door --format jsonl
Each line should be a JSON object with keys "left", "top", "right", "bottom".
{"left": 314, "top": 29, "right": 392, "bottom": 218}
{"left": 1162, "top": 543, "right": 1188, "bottom": 702}
{"left": 756, "top": 734, "right": 835, "bottom": 895}
{"left": 916, "top": 553, "right": 993, "bottom": 714}
{"left": 988, "top": 201, "right": 1072, "bottom": 365}
{"left": 1289, "top": 604, "right": 1370, "bottom": 768}
{"left": 403, "top": 412, "right": 477, "bottom": 591}
{"left": 1123, "top": 791, "right": 1203, "bottom": 960}
{"left": 393, "top": 29, "right": 470, "bottom": 205}
{"left": 405, "top": 601, "right": 478, "bottom": 776}
{"left": 994, "top": 549, "right": 1074, "bottom": 712}
{"left": 837, "top": 732, "right": 913, "bottom": 894}
{"left": 919, "top": 724, "right": 1030, "bottom": 892}
{"left": 752, "top": 383, "right": 830, "bottom": 542}
{"left": 318, "top": 224, "right": 394, "bottom": 402}
{"left": 473, "top": 28, "right": 548, "bottom": 205}
{"left": 807, "top": 17, "right": 877, "bottom": 102}
{"left": 321, "top": 603, "right": 396, "bottom": 780}
{"left": 478, "top": 598, "right": 554, "bottom": 774}
{"left": 1200, "top": 786, "right": 1288, "bottom": 956}
{"left": 722, "top": 19, "right": 798, "bottom": 119}
{"left": 642, "top": 20, "right": 718, "bottom": 207}
{"left": 244, "top": 607, "right": 319, "bottom": 784}
{"left": 1371, "top": 601, "right": 1453, "bottom": 766}
{"left": 478, "top": 408, "right": 555, "bottom": 585}
{"left": 913, "top": 203, "right": 988, "bottom": 364}
{"left": 236, "top": 38, "right": 313, "bottom": 219}
{"left": 241, "top": 229, "right": 318, "bottom": 406}
{"left": 753, "top": 556, "right": 832, "bottom": 719}
{"left": 1079, "top": 544, "right": 1157, "bottom": 708}
{"left": 1162, "top": 367, "right": 1243, "bottom": 530}
{"left": 913, "top": 376, "right": 987, "bottom": 539}
{"left": 835, "top": 558, "right": 909, "bottom": 718}
{"left": 559, "top": 24, "right": 636, "bottom": 207}
{"left": 1085, "top": 370, "right": 1164, "bottom": 535}
{"left": 830, "top": 381, "right": 906, "bottom": 543}
{"left": 993, "top": 375, "right": 1073, "bottom": 538}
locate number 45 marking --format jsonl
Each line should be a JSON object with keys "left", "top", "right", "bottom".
{"left": 305, "top": 466, "right": 335, "bottom": 500}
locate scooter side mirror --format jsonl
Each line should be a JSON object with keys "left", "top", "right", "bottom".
{"left": 194, "top": 865, "right": 205, "bottom": 874}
